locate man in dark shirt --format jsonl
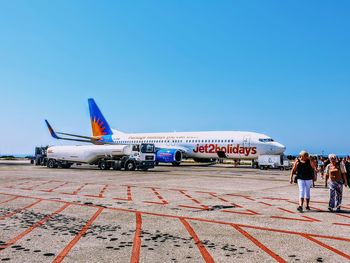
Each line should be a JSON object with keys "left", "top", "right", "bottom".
{"left": 346, "top": 156, "right": 350, "bottom": 188}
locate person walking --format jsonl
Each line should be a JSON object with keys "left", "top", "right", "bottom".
{"left": 318, "top": 157, "right": 325, "bottom": 179}
{"left": 310, "top": 156, "right": 318, "bottom": 187}
{"left": 290, "top": 151, "right": 317, "bottom": 212}
{"left": 324, "top": 154, "right": 348, "bottom": 211}
{"left": 346, "top": 156, "right": 350, "bottom": 188}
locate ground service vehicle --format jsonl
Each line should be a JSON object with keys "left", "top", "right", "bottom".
{"left": 34, "top": 146, "right": 48, "bottom": 166}
{"left": 257, "top": 155, "right": 291, "bottom": 170}
{"left": 46, "top": 143, "right": 155, "bottom": 171}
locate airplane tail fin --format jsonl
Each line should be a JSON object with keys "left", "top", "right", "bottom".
{"left": 88, "top": 98, "right": 113, "bottom": 136}
{"left": 45, "top": 120, "right": 59, "bottom": 139}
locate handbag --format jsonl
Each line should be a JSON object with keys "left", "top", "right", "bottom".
{"left": 293, "top": 174, "right": 299, "bottom": 183}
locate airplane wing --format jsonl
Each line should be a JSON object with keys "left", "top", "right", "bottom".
{"left": 45, "top": 120, "right": 102, "bottom": 144}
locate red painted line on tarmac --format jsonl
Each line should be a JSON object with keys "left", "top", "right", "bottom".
{"left": 221, "top": 210, "right": 257, "bottom": 215}
{"left": 262, "top": 197, "right": 289, "bottom": 201}
{"left": 53, "top": 207, "right": 103, "bottom": 263}
{"left": 143, "top": 188, "right": 168, "bottom": 205}
{"left": 98, "top": 184, "right": 109, "bottom": 198}
{"left": 84, "top": 194, "right": 103, "bottom": 198}
{"left": 309, "top": 200, "right": 350, "bottom": 209}
{"left": 0, "top": 199, "right": 42, "bottom": 220}
{"left": 301, "top": 234, "right": 350, "bottom": 260}
{"left": 121, "top": 184, "right": 137, "bottom": 187}
{"left": 286, "top": 200, "right": 323, "bottom": 212}
{"left": 21, "top": 180, "right": 54, "bottom": 190}
{"left": 84, "top": 184, "right": 110, "bottom": 199}
{"left": 2, "top": 192, "right": 350, "bottom": 244}
{"left": 232, "top": 224, "right": 287, "bottom": 263}
{"left": 0, "top": 203, "right": 70, "bottom": 251}
{"left": 130, "top": 212, "right": 142, "bottom": 263}
{"left": 335, "top": 213, "right": 350, "bottom": 219}
{"left": 246, "top": 209, "right": 260, "bottom": 215}
{"left": 196, "top": 191, "right": 217, "bottom": 195}
{"left": 5, "top": 181, "right": 31, "bottom": 189}
{"left": 176, "top": 190, "right": 209, "bottom": 210}
{"left": 180, "top": 218, "right": 215, "bottom": 263}
{"left": 270, "top": 216, "right": 316, "bottom": 222}
{"left": 277, "top": 207, "right": 296, "bottom": 214}
{"left": 207, "top": 192, "right": 243, "bottom": 208}
{"left": 226, "top": 194, "right": 255, "bottom": 201}
{"left": 239, "top": 224, "right": 350, "bottom": 243}
{"left": 169, "top": 188, "right": 187, "bottom": 192}
{"left": 301, "top": 216, "right": 321, "bottom": 222}
{"left": 62, "top": 183, "right": 89, "bottom": 195}
{"left": 179, "top": 205, "right": 209, "bottom": 210}
{"left": 40, "top": 182, "right": 70, "bottom": 192}
{"left": 113, "top": 185, "right": 133, "bottom": 201}
{"left": 0, "top": 196, "right": 18, "bottom": 205}
{"left": 259, "top": 201, "right": 273, "bottom": 206}
{"left": 144, "top": 201, "right": 167, "bottom": 205}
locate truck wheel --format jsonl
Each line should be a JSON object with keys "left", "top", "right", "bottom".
{"left": 279, "top": 167, "right": 285, "bottom": 171}
{"left": 62, "top": 163, "right": 72, "bottom": 169}
{"left": 47, "top": 159, "right": 57, "bottom": 168}
{"left": 125, "top": 161, "right": 136, "bottom": 171}
{"left": 113, "top": 161, "right": 122, "bottom": 170}
{"left": 99, "top": 161, "right": 109, "bottom": 170}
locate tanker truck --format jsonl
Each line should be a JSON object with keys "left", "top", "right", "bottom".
{"left": 46, "top": 143, "right": 155, "bottom": 171}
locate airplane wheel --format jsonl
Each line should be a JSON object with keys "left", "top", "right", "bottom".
{"left": 125, "top": 161, "right": 136, "bottom": 171}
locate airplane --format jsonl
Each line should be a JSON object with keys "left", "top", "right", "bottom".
{"left": 45, "top": 98, "right": 286, "bottom": 165}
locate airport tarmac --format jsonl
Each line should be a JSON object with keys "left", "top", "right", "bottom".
{"left": 0, "top": 162, "right": 350, "bottom": 263}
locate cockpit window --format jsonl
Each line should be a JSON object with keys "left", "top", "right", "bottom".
{"left": 259, "top": 138, "right": 274, "bottom": 142}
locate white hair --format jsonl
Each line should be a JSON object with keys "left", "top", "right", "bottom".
{"left": 299, "top": 150, "right": 308, "bottom": 157}
{"left": 328, "top": 153, "right": 337, "bottom": 159}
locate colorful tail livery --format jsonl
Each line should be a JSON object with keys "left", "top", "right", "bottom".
{"left": 45, "top": 120, "right": 59, "bottom": 139}
{"left": 88, "top": 98, "right": 113, "bottom": 136}
{"left": 45, "top": 119, "right": 102, "bottom": 143}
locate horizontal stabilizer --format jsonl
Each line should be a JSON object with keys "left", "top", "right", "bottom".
{"left": 45, "top": 120, "right": 98, "bottom": 143}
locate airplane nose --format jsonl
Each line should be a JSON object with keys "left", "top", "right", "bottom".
{"left": 277, "top": 143, "right": 286, "bottom": 154}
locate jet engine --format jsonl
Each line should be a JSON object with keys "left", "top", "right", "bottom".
{"left": 156, "top": 149, "right": 182, "bottom": 165}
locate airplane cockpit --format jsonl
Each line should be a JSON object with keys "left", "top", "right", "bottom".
{"left": 258, "top": 138, "right": 274, "bottom": 142}
{"left": 258, "top": 137, "right": 285, "bottom": 154}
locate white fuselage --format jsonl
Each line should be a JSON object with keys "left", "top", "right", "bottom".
{"left": 109, "top": 130, "right": 285, "bottom": 160}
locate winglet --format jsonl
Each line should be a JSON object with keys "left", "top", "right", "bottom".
{"left": 88, "top": 98, "right": 113, "bottom": 136}
{"left": 45, "top": 120, "right": 59, "bottom": 139}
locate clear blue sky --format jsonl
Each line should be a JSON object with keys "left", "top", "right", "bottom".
{"left": 0, "top": 1, "right": 349, "bottom": 155}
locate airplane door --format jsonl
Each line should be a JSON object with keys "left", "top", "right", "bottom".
{"left": 241, "top": 136, "right": 251, "bottom": 158}
{"left": 243, "top": 136, "right": 250, "bottom": 148}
